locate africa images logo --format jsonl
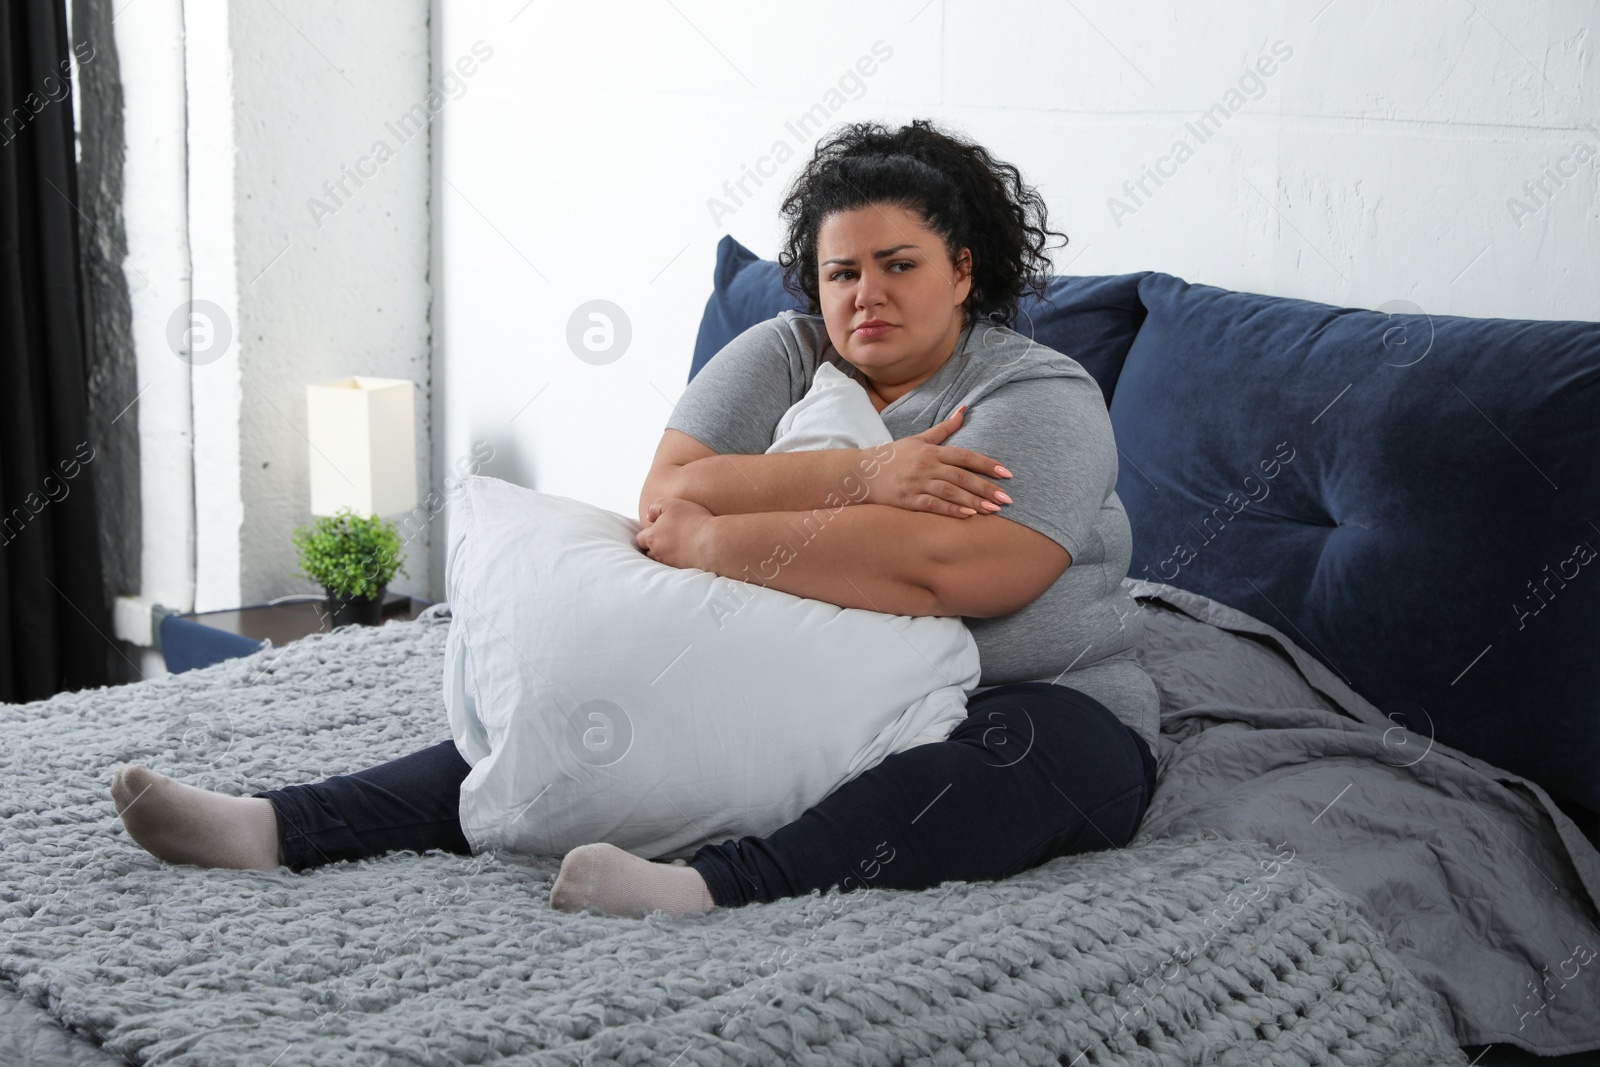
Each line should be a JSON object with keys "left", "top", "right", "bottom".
{"left": 1107, "top": 40, "right": 1294, "bottom": 228}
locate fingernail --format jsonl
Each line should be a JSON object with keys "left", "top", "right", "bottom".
{"left": 980, "top": 501, "right": 1000, "bottom": 512}
{"left": 995, "top": 491, "right": 1012, "bottom": 504}
{"left": 958, "top": 506, "right": 976, "bottom": 516}
{"left": 957, "top": 405, "right": 967, "bottom": 416}
{"left": 995, "top": 465, "right": 1012, "bottom": 478}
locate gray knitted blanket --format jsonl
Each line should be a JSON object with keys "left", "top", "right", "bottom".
{"left": 1, "top": 618, "right": 1466, "bottom": 1065}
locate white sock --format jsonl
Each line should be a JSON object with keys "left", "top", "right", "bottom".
{"left": 110, "top": 764, "right": 282, "bottom": 870}
{"left": 549, "top": 843, "right": 715, "bottom": 918}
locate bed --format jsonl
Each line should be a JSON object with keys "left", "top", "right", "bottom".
{"left": 2, "top": 244, "right": 1597, "bottom": 1065}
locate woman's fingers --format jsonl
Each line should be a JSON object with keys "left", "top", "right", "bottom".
{"left": 924, "top": 474, "right": 1012, "bottom": 517}
{"left": 901, "top": 410, "right": 1016, "bottom": 517}
{"left": 943, "top": 463, "right": 1014, "bottom": 508}
{"left": 936, "top": 442, "right": 1011, "bottom": 480}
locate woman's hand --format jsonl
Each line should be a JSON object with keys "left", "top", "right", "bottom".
{"left": 864, "top": 406, "right": 1015, "bottom": 519}
{"left": 636, "top": 497, "right": 714, "bottom": 569}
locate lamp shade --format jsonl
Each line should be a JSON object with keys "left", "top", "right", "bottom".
{"left": 306, "top": 376, "right": 418, "bottom": 518}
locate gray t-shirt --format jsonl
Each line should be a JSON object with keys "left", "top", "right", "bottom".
{"left": 664, "top": 309, "right": 1160, "bottom": 757}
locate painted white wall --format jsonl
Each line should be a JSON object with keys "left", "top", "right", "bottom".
{"left": 183, "top": 0, "right": 241, "bottom": 617}
{"left": 114, "top": 0, "right": 432, "bottom": 633}
{"left": 113, "top": 0, "right": 193, "bottom": 679}
{"left": 431, "top": 0, "right": 1599, "bottom": 601}
{"left": 220, "top": 1, "right": 434, "bottom": 612}
{"left": 111, "top": 0, "right": 433, "bottom": 675}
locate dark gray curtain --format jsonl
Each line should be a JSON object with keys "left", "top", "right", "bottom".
{"left": 1, "top": 0, "right": 111, "bottom": 702}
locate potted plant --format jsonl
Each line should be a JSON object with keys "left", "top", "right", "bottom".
{"left": 291, "top": 507, "right": 409, "bottom": 628}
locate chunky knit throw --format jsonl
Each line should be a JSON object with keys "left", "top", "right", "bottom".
{"left": 0, "top": 619, "right": 1465, "bottom": 1065}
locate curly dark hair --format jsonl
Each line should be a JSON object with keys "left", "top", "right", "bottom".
{"left": 775, "top": 118, "right": 1068, "bottom": 328}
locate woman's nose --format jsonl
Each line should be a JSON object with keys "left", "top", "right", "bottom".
{"left": 854, "top": 275, "right": 884, "bottom": 308}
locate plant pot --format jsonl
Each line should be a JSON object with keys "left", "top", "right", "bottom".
{"left": 323, "top": 585, "right": 387, "bottom": 628}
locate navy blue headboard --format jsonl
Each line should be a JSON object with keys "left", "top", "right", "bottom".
{"left": 1111, "top": 274, "right": 1600, "bottom": 813}
{"left": 688, "top": 237, "right": 1600, "bottom": 815}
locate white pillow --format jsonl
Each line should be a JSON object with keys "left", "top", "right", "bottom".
{"left": 766, "top": 360, "right": 893, "bottom": 453}
{"left": 442, "top": 365, "right": 980, "bottom": 860}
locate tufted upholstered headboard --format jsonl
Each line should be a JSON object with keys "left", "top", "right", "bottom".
{"left": 687, "top": 235, "right": 1600, "bottom": 815}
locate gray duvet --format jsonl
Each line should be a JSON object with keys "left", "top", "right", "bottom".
{"left": 1, "top": 579, "right": 1595, "bottom": 1064}
{"left": 1126, "top": 578, "right": 1600, "bottom": 1057}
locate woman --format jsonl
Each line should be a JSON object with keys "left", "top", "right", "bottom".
{"left": 110, "top": 119, "right": 1160, "bottom": 919}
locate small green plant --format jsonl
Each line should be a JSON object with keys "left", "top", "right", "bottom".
{"left": 291, "top": 507, "right": 409, "bottom": 601}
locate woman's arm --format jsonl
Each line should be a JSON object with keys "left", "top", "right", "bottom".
{"left": 689, "top": 503, "right": 947, "bottom": 616}
{"left": 643, "top": 441, "right": 880, "bottom": 523}
{"left": 640, "top": 420, "right": 1012, "bottom": 525}
{"left": 678, "top": 504, "right": 1068, "bottom": 618}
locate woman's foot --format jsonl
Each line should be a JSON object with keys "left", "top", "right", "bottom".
{"left": 549, "top": 843, "right": 715, "bottom": 918}
{"left": 110, "top": 764, "right": 282, "bottom": 870}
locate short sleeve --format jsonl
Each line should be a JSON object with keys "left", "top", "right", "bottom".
{"left": 665, "top": 317, "right": 800, "bottom": 456}
{"left": 944, "top": 372, "right": 1118, "bottom": 559}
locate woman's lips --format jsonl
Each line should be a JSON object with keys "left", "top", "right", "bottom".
{"left": 854, "top": 324, "right": 896, "bottom": 339}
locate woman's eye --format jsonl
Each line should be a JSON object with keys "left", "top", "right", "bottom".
{"left": 829, "top": 263, "right": 911, "bottom": 282}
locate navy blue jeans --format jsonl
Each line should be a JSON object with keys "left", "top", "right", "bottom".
{"left": 689, "top": 682, "right": 1157, "bottom": 905}
{"left": 254, "top": 682, "right": 1158, "bottom": 906}
{"left": 252, "top": 742, "right": 474, "bottom": 871}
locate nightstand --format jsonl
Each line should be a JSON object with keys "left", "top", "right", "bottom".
{"left": 159, "top": 592, "right": 431, "bottom": 674}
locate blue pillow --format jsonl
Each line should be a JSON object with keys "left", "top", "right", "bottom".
{"left": 689, "top": 236, "right": 807, "bottom": 381}
{"left": 689, "top": 235, "right": 1149, "bottom": 406}
{"left": 1111, "top": 272, "right": 1600, "bottom": 813}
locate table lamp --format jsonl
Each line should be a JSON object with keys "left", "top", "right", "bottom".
{"left": 306, "top": 376, "right": 418, "bottom": 518}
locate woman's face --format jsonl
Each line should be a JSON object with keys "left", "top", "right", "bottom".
{"left": 815, "top": 203, "right": 972, "bottom": 403}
